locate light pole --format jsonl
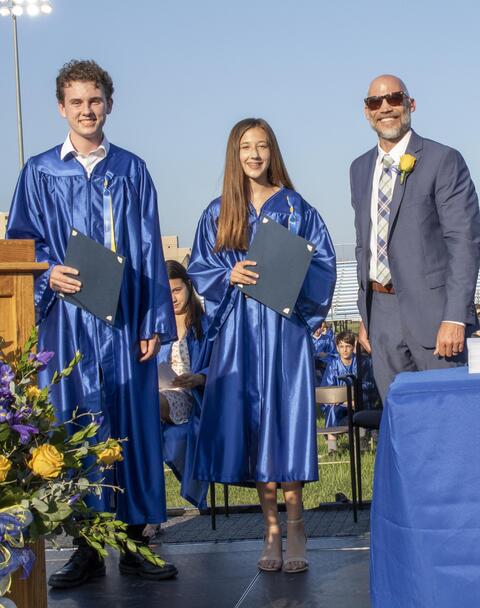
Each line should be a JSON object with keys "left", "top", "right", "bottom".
{"left": 0, "top": 0, "right": 53, "bottom": 169}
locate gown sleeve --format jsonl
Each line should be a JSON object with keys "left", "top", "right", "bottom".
{"left": 188, "top": 206, "right": 240, "bottom": 339}
{"left": 138, "top": 163, "right": 176, "bottom": 343}
{"left": 295, "top": 206, "right": 336, "bottom": 333}
{"left": 6, "top": 162, "right": 57, "bottom": 322}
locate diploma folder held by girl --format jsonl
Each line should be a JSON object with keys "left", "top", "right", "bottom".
{"left": 238, "top": 216, "right": 315, "bottom": 318}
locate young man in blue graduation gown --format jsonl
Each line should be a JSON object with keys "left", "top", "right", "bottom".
{"left": 7, "top": 60, "right": 178, "bottom": 587}
{"left": 320, "top": 331, "right": 376, "bottom": 450}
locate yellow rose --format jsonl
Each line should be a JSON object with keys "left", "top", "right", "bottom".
{"left": 0, "top": 455, "right": 12, "bottom": 482}
{"left": 26, "top": 386, "right": 42, "bottom": 401}
{"left": 98, "top": 443, "right": 123, "bottom": 466}
{"left": 399, "top": 154, "right": 416, "bottom": 173}
{"left": 28, "top": 444, "right": 64, "bottom": 479}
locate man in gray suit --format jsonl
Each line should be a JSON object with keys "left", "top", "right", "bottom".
{"left": 351, "top": 74, "right": 480, "bottom": 401}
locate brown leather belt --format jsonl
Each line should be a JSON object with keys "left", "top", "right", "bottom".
{"left": 370, "top": 281, "right": 396, "bottom": 295}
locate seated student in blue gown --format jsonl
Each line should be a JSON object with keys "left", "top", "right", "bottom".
{"left": 312, "top": 321, "right": 336, "bottom": 385}
{"left": 320, "top": 330, "right": 375, "bottom": 451}
{"left": 156, "top": 260, "right": 210, "bottom": 515}
{"left": 188, "top": 118, "right": 336, "bottom": 574}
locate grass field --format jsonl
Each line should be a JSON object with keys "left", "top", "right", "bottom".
{"left": 165, "top": 433, "right": 377, "bottom": 510}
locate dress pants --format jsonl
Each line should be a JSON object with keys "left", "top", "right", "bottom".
{"left": 368, "top": 290, "right": 465, "bottom": 403}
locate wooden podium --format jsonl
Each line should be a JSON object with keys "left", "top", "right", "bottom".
{"left": 0, "top": 240, "right": 49, "bottom": 608}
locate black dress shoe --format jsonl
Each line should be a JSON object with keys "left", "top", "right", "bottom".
{"left": 48, "top": 546, "right": 106, "bottom": 589}
{"left": 119, "top": 551, "right": 178, "bottom": 580}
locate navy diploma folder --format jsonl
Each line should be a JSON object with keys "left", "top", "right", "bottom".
{"left": 237, "top": 216, "right": 315, "bottom": 318}
{"left": 60, "top": 229, "right": 125, "bottom": 325}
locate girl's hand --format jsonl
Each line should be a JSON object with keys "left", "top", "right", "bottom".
{"left": 171, "top": 373, "right": 205, "bottom": 389}
{"left": 230, "top": 260, "right": 259, "bottom": 286}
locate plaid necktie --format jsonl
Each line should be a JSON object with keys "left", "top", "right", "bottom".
{"left": 376, "top": 154, "right": 394, "bottom": 285}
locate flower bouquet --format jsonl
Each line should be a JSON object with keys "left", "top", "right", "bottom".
{"left": 0, "top": 329, "right": 164, "bottom": 604}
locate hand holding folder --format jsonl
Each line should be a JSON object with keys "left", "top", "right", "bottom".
{"left": 237, "top": 216, "right": 315, "bottom": 318}
{"left": 60, "top": 229, "right": 125, "bottom": 325}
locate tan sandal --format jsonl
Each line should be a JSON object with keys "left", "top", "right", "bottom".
{"left": 257, "top": 524, "right": 283, "bottom": 572}
{"left": 283, "top": 518, "right": 308, "bottom": 573}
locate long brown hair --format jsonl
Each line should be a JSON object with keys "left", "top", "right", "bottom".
{"left": 214, "top": 118, "right": 294, "bottom": 251}
{"left": 166, "top": 260, "right": 204, "bottom": 340}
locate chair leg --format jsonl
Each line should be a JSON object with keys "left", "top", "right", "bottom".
{"left": 354, "top": 426, "right": 363, "bottom": 506}
{"left": 346, "top": 390, "right": 358, "bottom": 523}
{"left": 224, "top": 484, "right": 229, "bottom": 517}
{"left": 210, "top": 482, "right": 216, "bottom": 530}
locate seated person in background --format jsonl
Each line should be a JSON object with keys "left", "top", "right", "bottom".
{"left": 320, "top": 330, "right": 375, "bottom": 452}
{"left": 157, "top": 260, "right": 210, "bottom": 511}
{"left": 312, "top": 321, "right": 336, "bottom": 385}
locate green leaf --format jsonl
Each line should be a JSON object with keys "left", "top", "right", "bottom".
{"left": 50, "top": 426, "right": 68, "bottom": 446}
{"left": 31, "top": 497, "right": 49, "bottom": 513}
{"left": 0, "top": 424, "right": 11, "bottom": 442}
{"left": 126, "top": 539, "right": 137, "bottom": 553}
{"left": 77, "top": 477, "right": 90, "bottom": 491}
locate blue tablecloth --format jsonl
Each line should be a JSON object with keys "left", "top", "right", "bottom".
{"left": 371, "top": 366, "right": 480, "bottom": 608}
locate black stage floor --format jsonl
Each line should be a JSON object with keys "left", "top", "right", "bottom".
{"left": 47, "top": 537, "right": 370, "bottom": 608}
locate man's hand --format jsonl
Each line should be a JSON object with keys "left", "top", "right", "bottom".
{"left": 434, "top": 321, "right": 465, "bottom": 358}
{"left": 138, "top": 335, "right": 160, "bottom": 362}
{"left": 230, "top": 260, "right": 259, "bottom": 286}
{"left": 358, "top": 320, "right": 371, "bottom": 354}
{"left": 49, "top": 265, "right": 81, "bottom": 294}
{"left": 171, "top": 373, "right": 205, "bottom": 389}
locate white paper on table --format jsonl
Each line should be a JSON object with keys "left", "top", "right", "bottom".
{"left": 157, "top": 362, "right": 178, "bottom": 388}
{"left": 467, "top": 338, "right": 480, "bottom": 373}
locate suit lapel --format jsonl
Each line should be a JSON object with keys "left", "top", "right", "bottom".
{"left": 359, "top": 147, "right": 377, "bottom": 252}
{"left": 387, "top": 130, "right": 424, "bottom": 241}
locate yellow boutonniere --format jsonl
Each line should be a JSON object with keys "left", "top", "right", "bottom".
{"left": 398, "top": 154, "right": 416, "bottom": 185}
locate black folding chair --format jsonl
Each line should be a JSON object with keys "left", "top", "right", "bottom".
{"left": 209, "top": 483, "right": 230, "bottom": 530}
{"left": 344, "top": 342, "right": 382, "bottom": 509}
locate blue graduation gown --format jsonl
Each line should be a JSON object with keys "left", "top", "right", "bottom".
{"left": 7, "top": 144, "right": 176, "bottom": 525}
{"left": 312, "top": 327, "right": 336, "bottom": 385}
{"left": 188, "top": 188, "right": 336, "bottom": 483}
{"left": 320, "top": 354, "right": 376, "bottom": 427}
{"left": 159, "top": 317, "right": 210, "bottom": 509}
{"left": 312, "top": 328, "right": 336, "bottom": 361}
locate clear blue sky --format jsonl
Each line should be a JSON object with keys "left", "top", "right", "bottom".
{"left": 1, "top": 0, "right": 479, "bottom": 249}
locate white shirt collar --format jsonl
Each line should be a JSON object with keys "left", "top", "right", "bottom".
{"left": 376, "top": 129, "right": 412, "bottom": 165}
{"left": 60, "top": 133, "right": 110, "bottom": 160}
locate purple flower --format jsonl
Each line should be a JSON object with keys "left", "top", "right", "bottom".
{"left": 28, "top": 351, "right": 54, "bottom": 371}
{"left": 0, "top": 364, "right": 14, "bottom": 386}
{"left": 11, "top": 423, "right": 39, "bottom": 444}
{"left": 0, "top": 407, "right": 8, "bottom": 423}
{"left": 68, "top": 494, "right": 81, "bottom": 506}
{"left": 35, "top": 351, "right": 54, "bottom": 367}
{"left": 28, "top": 351, "right": 54, "bottom": 370}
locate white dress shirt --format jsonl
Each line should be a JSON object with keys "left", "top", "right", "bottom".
{"left": 368, "top": 130, "right": 412, "bottom": 281}
{"left": 60, "top": 133, "right": 110, "bottom": 177}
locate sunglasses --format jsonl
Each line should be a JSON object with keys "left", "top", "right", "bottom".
{"left": 364, "top": 91, "right": 409, "bottom": 111}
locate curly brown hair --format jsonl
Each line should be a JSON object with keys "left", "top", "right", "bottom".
{"left": 56, "top": 60, "right": 114, "bottom": 104}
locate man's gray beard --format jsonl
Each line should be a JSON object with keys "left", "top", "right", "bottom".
{"left": 370, "top": 112, "right": 411, "bottom": 141}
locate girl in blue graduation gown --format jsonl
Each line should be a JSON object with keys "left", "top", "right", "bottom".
{"left": 188, "top": 118, "right": 336, "bottom": 574}
{"left": 157, "top": 261, "right": 210, "bottom": 511}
